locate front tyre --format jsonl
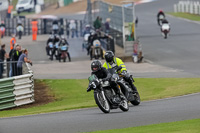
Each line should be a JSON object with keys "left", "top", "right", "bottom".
{"left": 119, "top": 99, "right": 129, "bottom": 112}
{"left": 94, "top": 92, "right": 110, "bottom": 113}
{"left": 130, "top": 92, "right": 140, "bottom": 106}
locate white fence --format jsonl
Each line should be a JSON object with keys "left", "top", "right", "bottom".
{"left": 174, "top": 1, "right": 200, "bottom": 15}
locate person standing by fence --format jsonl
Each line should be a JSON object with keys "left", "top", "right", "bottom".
{"left": 104, "top": 18, "right": 110, "bottom": 34}
{"left": 17, "top": 49, "right": 32, "bottom": 75}
{"left": 9, "top": 44, "right": 22, "bottom": 76}
{"left": 0, "top": 44, "right": 8, "bottom": 78}
{"left": 31, "top": 20, "right": 38, "bottom": 41}
{"left": 93, "top": 16, "right": 101, "bottom": 30}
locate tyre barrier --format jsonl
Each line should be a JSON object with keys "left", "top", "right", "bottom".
{"left": 0, "top": 74, "right": 34, "bottom": 111}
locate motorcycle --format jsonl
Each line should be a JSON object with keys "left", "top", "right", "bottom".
{"left": 82, "top": 33, "right": 90, "bottom": 50}
{"left": 161, "top": 23, "right": 170, "bottom": 39}
{"left": 54, "top": 41, "right": 60, "bottom": 60}
{"left": 158, "top": 15, "right": 165, "bottom": 26}
{"left": 109, "top": 66, "right": 140, "bottom": 106}
{"left": 88, "top": 73, "right": 129, "bottom": 113}
{"left": 59, "top": 45, "right": 69, "bottom": 62}
{"left": 0, "top": 26, "right": 5, "bottom": 38}
{"left": 48, "top": 42, "right": 54, "bottom": 60}
{"left": 91, "top": 39, "right": 102, "bottom": 59}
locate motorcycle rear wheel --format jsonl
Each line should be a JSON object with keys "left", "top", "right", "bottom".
{"left": 94, "top": 92, "right": 110, "bottom": 113}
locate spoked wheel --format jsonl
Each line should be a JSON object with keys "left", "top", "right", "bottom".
{"left": 130, "top": 92, "right": 141, "bottom": 106}
{"left": 119, "top": 99, "right": 129, "bottom": 112}
{"left": 94, "top": 92, "right": 110, "bottom": 113}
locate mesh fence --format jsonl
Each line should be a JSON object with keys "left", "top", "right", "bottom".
{"left": 91, "top": 0, "right": 135, "bottom": 48}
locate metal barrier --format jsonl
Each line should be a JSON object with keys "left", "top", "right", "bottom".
{"left": 1, "top": 17, "right": 83, "bottom": 37}
{"left": 0, "top": 62, "right": 34, "bottom": 111}
{"left": 174, "top": 1, "right": 200, "bottom": 14}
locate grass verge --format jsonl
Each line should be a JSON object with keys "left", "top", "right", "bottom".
{"left": 168, "top": 12, "right": 200, "bottom": 21}
{"left": 0, "top": 78, "right": 200, "bottom": 118}
{"left": 84, "top": 118, "right": 200, "bottom": 133}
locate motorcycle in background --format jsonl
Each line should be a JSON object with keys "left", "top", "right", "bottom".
{"left": 161, "top": 23, "right": 170, "bottom": 39}
{"left": 54, "top": 41, "right": 60, "bottom": 60}
{"left": 48, "top": 42, "right": 54, "bottom": 60}
{"left": 158, "top": 15, "right": 165, "bottom": 26}
{"left": 0, "top": 26, "right": 5, "bottom": 38}
{"left": 83, "top": 33, "right": 90, "bottom": 51}
{"left": 91, "top": 39, "right": 102, "bottom": 59}
{"left": 59, "top": 45, "right": 69, "bottom": 62}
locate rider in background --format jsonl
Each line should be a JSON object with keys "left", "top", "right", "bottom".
{"left": 83, "top": 24, "right": 91, "bottom": 36}
{"left": 0, "top": 21, "right": 6, "bottom": 38}
{"left": 59, "top": 35, "right": 71, "bottom": 62}
{"left": 52, "top": 20, "right": 59, "bottom": 34}
{"left": 103, "top": 51, "right": 138, "bottom": 94}
{"left": 88, "top": 31, "right": 108, "bottom": 60}
{"left": 162, "top": 18, "right": 169, "bottom": 24}
{"left": 157, "top": 10, "right": 165, "bottom": 25}
{"left": 157, "top": 10, "right": 165, "bottom": 18}
{"left": 46, "top": 34, "right": 54, "bottom": 55}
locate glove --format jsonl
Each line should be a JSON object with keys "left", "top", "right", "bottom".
{"left": 87, "top": 87, "right": 91, "bottom": 92}
{"left": 102, "top": 78, "right": 107, "bottom": 82}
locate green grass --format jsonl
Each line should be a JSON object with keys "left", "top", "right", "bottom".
{"left": 168, "top": 12, "right": 200, "bottom": 21}
{"left": 84, "top": 118, "right": 200, "bottom": 133}
{"left": 0, "top": 78, "right": 200, "bottom": 118}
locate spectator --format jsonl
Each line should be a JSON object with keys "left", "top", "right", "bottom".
{"left": 75, "top": 20, "right": 79, "bottom": 38}
{"left": 66, "top": 21, "right": 70, "bottom": 38}
{"left": 17, "top": 49, "right": 32, "bottom": 75}
{"left": 0, "top": 44, "right": 8, "bottom": 78}
{"left": 9, "top": 44, "right": 22, "bottom": 76}
{"left": 69, "top": 20, "right": 76, "bottom": 38}
{"left": 93, "top": 16, "right": 101, "bottom": 30}
{"left": 105, "top": 18, "right": 110, "bottom": 34}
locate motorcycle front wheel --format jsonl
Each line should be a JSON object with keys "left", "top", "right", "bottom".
{"left": 119, "top": 99, "right": 129, "bottom": 112}
{"left": 130, "top": 92, "right": 140, "bottom": 106}
{"left": 94, "top": 92, "right": 110, "bottom": 113}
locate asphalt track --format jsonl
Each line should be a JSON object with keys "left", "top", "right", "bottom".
{"left": 0, "top": 93, "right": 200, "bottom": 133}
{"left": 1, "top": 0, "right": 200, "bottom": 133}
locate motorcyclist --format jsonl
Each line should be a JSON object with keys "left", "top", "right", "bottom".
{"left": 87, "top": 60, "right": 123, "bottom": 103}
{"left": 46, "top": 34, "right": 55, "bottom": 56}
{"left": 162, "top": 18, "right": 169, "bottom": 24}
{"left": 83, "top": 24, "right": 91, "bottom": 36}
{"left": 161, "top": 18, "right": 170, "bottom": 32}
{"left": 53, "top": 34, "right": 60, "bottom": 59}
{"left": 103, "top": 51, "right": 138, "bottom": 94}
{"left": 88, "top": 31, "right": 108, "bottom": 60}
{"left": 59, "top": 35, "right": 71, "bottom": 62}
{"left": 0, "top": 21, "right": 5, "bottom": 38}
{"left": 52, "top": 20, "right": 59, "bottom": 34}
{"left": 157, "top": 10, "right": 165, "bottom": 25}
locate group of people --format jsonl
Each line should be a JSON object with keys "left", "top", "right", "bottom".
{"left": 0, "top": 35, "right": 32, "bottom": 78}
{"left": 46, "top": 33, "right": 71, "bottom": 62}
{"left": 52, "top": 20, "right": 79, "bottom": 39}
